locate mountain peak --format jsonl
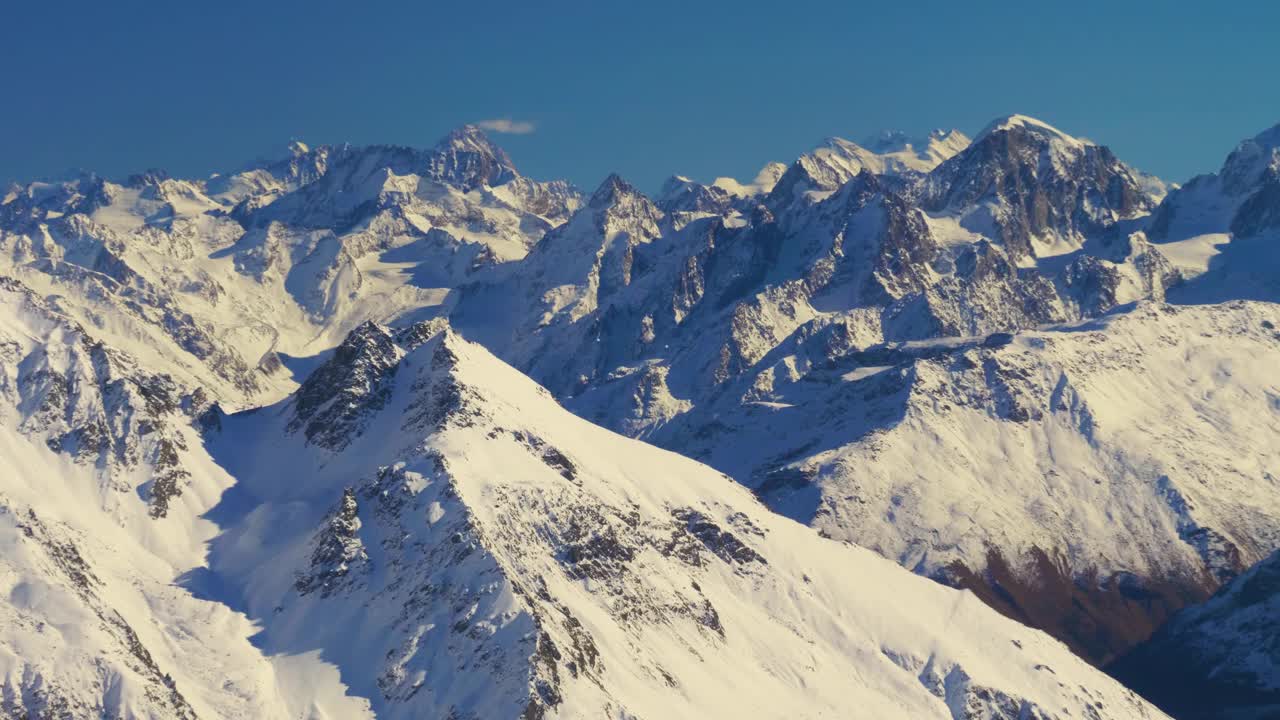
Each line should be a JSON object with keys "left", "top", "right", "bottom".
{"left": 588, "top": 172, "right": 644, "bottom": 208}
{"left": 124, "top": 168, "right": 171, "bottom": 188}
{"left": 1218, "top": 121, "right": 1280, "bottom": 196}
{"left": 926, "top": 114, "right": 1152, "bottom": 262}
{"left": 1249, "top": 122, "right": 1280, "bottom": 150}
{"left": 437, "top": 123, "right": 491, "bottom": 148}
{"left": 288, "top": 320, "right": 404, "bottom": 450}
{"left": 656, "top": 175, "right": 735, "bottom": 215}
{"left": 821, "top": 135, "right": 860, "bottom": 149}
{"left": 659, "top": 174, "right": 694, "bottom": 191}
{"left": 975, "top": 114, "right": 1088, "bottom": 147}
{"left": 656, "top": 174, "right": 694, "bottom": 200}
{"left": 774, "top": 128, "right": 973, "bottom": 198}
{"left": 928, "top": 127, "right": 972, "bottom": 148}
{"left": 426, "top": 125, "right": 518, "bottom": 190}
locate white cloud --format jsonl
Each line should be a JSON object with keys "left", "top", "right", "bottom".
{"left": 476, "top": 118, "right": 536, "bottom": 135}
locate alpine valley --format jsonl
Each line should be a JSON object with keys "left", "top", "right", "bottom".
{"left": 1, "top": 115, "right": 1278, "bottom": 719}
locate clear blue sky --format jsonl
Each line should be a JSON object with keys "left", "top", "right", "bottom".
{"left": 3, "top": 0, "right": 1277, "bottom": 193}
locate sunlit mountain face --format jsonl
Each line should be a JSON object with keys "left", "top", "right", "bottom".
{"left": 3, "top": 114, "right": 1280, "bottom": 719}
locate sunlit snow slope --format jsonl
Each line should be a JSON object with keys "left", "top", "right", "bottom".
{"left": 0, "top": 290, "right": 1166, "bottom": 718}
{"left": 3, "top": 114, "right": 1280, "bottom": 717}
{"left": 195, "top": 322, "right": 1165, "bottom": 719}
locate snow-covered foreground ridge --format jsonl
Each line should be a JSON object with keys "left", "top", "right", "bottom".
{"left": 0, "top": 289, "right": 1165, "bottom": 717}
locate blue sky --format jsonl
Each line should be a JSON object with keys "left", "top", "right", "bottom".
{"left": 3, "top": 0, "right": 1277, "bottom": 192}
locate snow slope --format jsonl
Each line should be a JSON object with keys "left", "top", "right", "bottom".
{"left": 864, "top": 128, "right": 974, "bottom": 173}
{"left": 445, "top": 118, "right": 1272, "bottom": 665}
{"left": 0, "top": 271, "right": 1168, "bottom": 717}
{"left": 0, "top": 277, "right": 372, "bottom": 719}
{"left": 193, "top": 321, "right": 1166, "bottom": 719}
{"left": 651, "top": 300, "right": 1280, "bottom": 662}
{"left": 1148, "top": 122, "right": 1280, "bottom": 305}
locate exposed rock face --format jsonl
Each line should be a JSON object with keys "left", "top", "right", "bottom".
{"left": 921, "top": 115, "right": 1156, "bottom": 263}
{"left": 296, "top": 487, "right": 368, "bottom": 596}
{"left": 1231, "top": 173, "right": 1280, "bottom": 238}
{"left": 938, "top": 547, "right": 1214, "bottom": 668}
{"left": 821, "top": 171, "right": 940, "bottom": 305}
{"left": 498, "top": 177, "right": 582, "bottom": 224}
{"left": 287, "top": 320, "right": 404, "bottom": 450}
{"left": 425, "top": 124, "right": 520, "bottom": 191}
{"left": 655, "top": 175, "right": 738, "bottom": 217}
{"left": 1222, "top": 125, "right": 1280, "bottom": 198}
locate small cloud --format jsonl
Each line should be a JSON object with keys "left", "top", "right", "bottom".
{"left": 476, "top": 118, "right": 536, "bottom": 135}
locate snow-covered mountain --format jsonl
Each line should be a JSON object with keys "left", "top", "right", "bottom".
{"left": 769, "top": 129, "right": 972, "bottom": 200}
{"left": 1145, "top": 122, "right": 1280, "bottom": 305}
{"left": 919, "top": 114, "right": 1157, "bottom": 263}
{"left": 2, "top": 114, "right": 1279, "bottom": 716}
{"left": 1109, "top": 549, "right": 1280, "bottom": 719}
{"left": 447, "top": 116, "right": 1274, "bottom": 665}
{"left": 0, "top": 125, "right": 579, "bottom": 411}
{"left": 0, "top": 277, "right": 337, "bottom": 719}
{"left": 450, "top": 115, "right": 1178, "bottom": 439}
{"left": 0, "top": 294, "right": 1166, "bottom": 717}
{"left": 656, "top": 130, "right": 970, "bottom": 225}
{"left": 455, "top": 116, "right": 1176, "bottom": 418}
{"left": 864, "top": 129, "right": 975, "bottom": 173}
{"left": 205, "top": 320, "right": 1175, "bottom": 718}
{"left": 650, "top": 300, "right": 1280, "bottom": 663}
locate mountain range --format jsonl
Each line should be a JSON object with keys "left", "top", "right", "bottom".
{"left": 1, "top": 113, "right": 1278, "bottom": 718}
